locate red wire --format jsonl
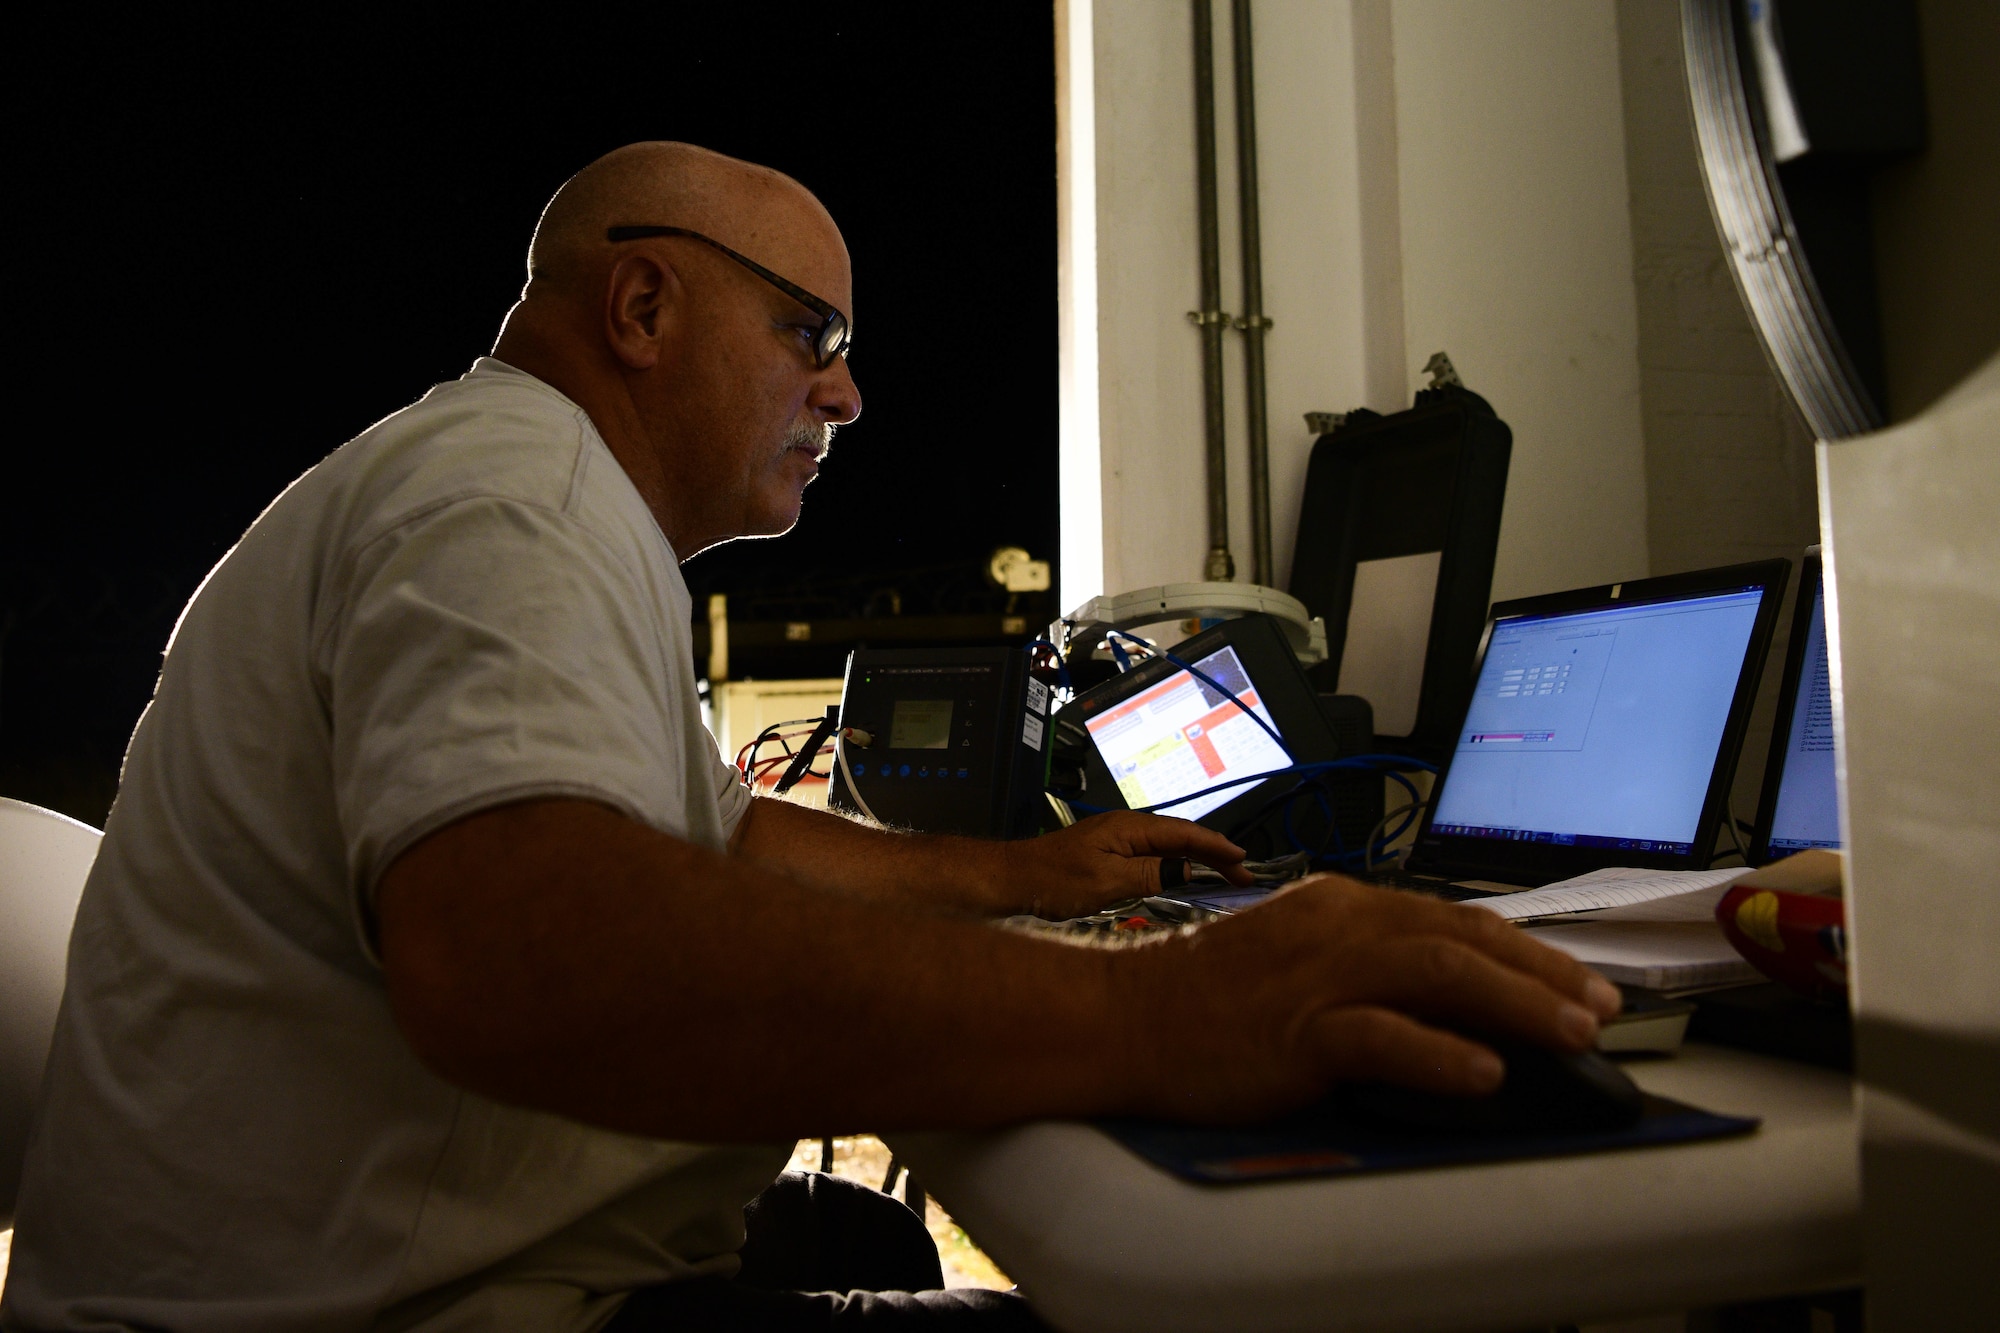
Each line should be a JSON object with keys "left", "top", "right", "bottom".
{"left": 737, "top": 726, "right": 822, "bottom": 776}
{"left": 750, "top": 751, "right": 814, "bottom": 780}
{"left": 747, "top": 733, "right": 839, "bottom": 789}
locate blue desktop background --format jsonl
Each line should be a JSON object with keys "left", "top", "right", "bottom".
{"left": 1432, "top": 591, "right": 1764, "bottom": 846}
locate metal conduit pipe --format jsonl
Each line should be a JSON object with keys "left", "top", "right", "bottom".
{"left": 1230, "top": 0, "right": 1275, "bottom": 587}
{"left": 1189, "top": 0, "right": 1235, "bottom": 583}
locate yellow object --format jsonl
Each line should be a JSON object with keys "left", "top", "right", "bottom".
{"left": 1735, "top": 890, "right": 1785, "bottom": 953}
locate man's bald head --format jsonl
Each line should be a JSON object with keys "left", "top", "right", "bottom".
{"left": 525, "top": 142, "right": 841, "bottom": 300}
{"left": 492, "top": 142, "right": 861, "bottom": 559}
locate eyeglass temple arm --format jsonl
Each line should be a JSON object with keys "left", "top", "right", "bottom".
{"left": 605, "top": 225, "right": 839, "bottom": 322}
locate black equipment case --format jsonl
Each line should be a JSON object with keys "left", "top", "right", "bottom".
{"left": 1288, "top": 375, "right": 1513, "bottom": 763}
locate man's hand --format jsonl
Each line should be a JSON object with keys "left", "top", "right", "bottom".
{"left": 994, "top": 810, "right": 1252, "bottom": 919}
{"left": 1125, "top": 875, "right": 1625, "bottom": 1122}
{"left": 729, "top": 798, "right": 1247, "bottom": 919}
{"left": 380, "top": 801, "right": 1620, "bottom": 1141}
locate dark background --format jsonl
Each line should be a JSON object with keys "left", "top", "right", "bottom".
{"left": 3, "top": 2, "right": 1059, "bottom": 824}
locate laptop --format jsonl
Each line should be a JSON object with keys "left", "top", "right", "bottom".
{"left": 1375, "top": 559, "right": 1790, "bottom": 898}
{"left": 1147, "top": 561, "right": 1791, "bottom": 912}
{"left": 1746, "top": 548, "right": 1841, "bottom": 864}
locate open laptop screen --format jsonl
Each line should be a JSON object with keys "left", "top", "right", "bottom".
{"left": 1758, "top": 559, "right": 1842, "bottom": 856}
{"left": 1429, "top": 586, "right": 1767, "bottom": 856}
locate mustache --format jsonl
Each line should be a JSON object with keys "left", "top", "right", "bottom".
{"left": 784, "top": 418, "right": 834, "bottom": 463}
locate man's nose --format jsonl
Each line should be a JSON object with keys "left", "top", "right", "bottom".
{"left": 812, "top": 356, "right": 862, "bottom": 426}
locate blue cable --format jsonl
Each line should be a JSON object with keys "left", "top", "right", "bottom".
{"left": 1281, "top": 781, "right": 1335, "bottom": 860}
{"left": 1025, "top": 637, "right": 1071, "bottom": 691}
{"left": 1314, "top": 766, "right": 1427, "bottom": 868}
{"left": 1103, "top": 630, "right": 1297, "bottom": 764}
{"left": 1055, "top": 629, "right": 1440, "bottom": 856}
{"left": 1067, "top": 755, "right": 1426, "bottom": 817}
{"left": 1259, "top": 761, "right": 1423, "bottom": 864}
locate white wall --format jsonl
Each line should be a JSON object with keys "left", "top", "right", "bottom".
{"left": 1391, "top": 0, "right": 1650, "bottom": 600}
{"left": 1062, "top": 0, "right": 1372, "bottom": 607}
{"left": 1614, "top": 0, "right": 1819, "bottom": 817}
{"left": 1060, "top": 0, "right": 1654, "bottom": 613}
{"left": 1615, "top": 0, "right": 1818, "bottom": 585}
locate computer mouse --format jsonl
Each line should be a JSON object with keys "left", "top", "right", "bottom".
{"left": 1331, "top": 1041, "right": 1647, "bottom": 1136}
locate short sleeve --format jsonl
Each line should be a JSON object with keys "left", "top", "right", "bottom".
{"left": 712, "top": 742, "right": 754, "bottom": 841}
{"left": 325, "top": 496, "right": 689, "bottom": 908}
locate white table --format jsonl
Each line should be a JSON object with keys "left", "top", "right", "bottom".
{"left": 888, "top": 1044, "right": 1858, "bottom": 1332}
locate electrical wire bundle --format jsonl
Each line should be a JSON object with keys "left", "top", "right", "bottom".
{"left": 1025, "top": 636, "right": 1071, "bottom": 691}
{"left": 736, "top": 629, "right": 1434, "bottom": 876}
{"left": 735, "top": 717, "right": 834, "bottom": 795}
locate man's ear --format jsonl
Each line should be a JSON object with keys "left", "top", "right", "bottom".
{"left": 603, "top": 253, "right": 679, "bottom": 370}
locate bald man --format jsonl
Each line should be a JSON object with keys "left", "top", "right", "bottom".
{"left": 3, "top": 144, "right": 1618, "bottom": 1332}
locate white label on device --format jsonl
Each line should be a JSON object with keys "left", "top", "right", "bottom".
{"left": 1022, "top": 713, "right": 1046, "bottom": 751}
{"left": 1026, "top": 677, "right": 1049, "bottom": 716}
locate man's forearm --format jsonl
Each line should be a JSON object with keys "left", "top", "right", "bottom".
{"left": 729, "top": 795, "right": 1021, "bottom": 913}
{"left": 380, "top": 798, "right": 1153, "bottom": 1142}
{"left": 731, "top": 795, "right": 1255, "bottom": 922}
{"left": 380, "top": 799, "right": 1621, "bottom": 1146}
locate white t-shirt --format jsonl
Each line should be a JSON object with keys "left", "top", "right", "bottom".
{"left": 4, "top": 359, "right": 792, "bottom": 1332}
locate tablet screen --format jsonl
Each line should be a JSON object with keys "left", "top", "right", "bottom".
{"left": 1083, "top": 645, "right": 1290, "bottom": 821}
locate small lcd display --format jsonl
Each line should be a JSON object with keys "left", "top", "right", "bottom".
{"left": 890, "top": 699, "right": 954, "bottom": 750}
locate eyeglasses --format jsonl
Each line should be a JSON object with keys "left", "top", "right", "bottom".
{"left": 605, "top": 225, "right": 851, "bottom": 369}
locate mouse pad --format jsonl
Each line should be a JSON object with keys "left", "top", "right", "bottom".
{"left": 1101, "top": 1094, "right": 1759, "bottom": 1184}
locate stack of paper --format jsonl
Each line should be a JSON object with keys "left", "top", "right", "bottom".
{"left": 1469, "top": 866, "right": 1756, "bottom": 922}
{"left": 1469, "top": 867, "right": 1764, "bottom": 991}
{"left": 1467, "top": 854, "right": 1844, "bottom": 989}
{"left": 1517, "top": 921, "right": 1760, "bottom": 990}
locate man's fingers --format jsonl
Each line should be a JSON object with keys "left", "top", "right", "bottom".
{"left": 1321, "top": 883, "right": 1622, "bottom": 1019}
{"left": 1362, "top": 934, "right": 1604, "bottom": 1052}
{"left": 1087, "top": 812, "right": 1251, "bottom": 885}
{"left": 1310, "top": 1006, "right": 1504, "bottom": 1096}
{"left": 1432, "top": 908, "right": 1624, "bottom": 1019}
{"left": 1582, "top": 969, "right": 1623, "bottom": 1020}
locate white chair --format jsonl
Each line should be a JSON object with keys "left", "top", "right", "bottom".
{"left": 0, "top": 798, "right": 100, "bottom": 1227}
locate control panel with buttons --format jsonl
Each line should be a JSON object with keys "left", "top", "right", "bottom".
{"left": 828, "top": 646, "right": 1048, "bottom": 839}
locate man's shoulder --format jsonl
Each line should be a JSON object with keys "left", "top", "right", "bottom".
{"left": 322, "top": 359, "right": 613, "bottom": 536}
{"left": 217, "top": 358, "right": 672, "bottom": 637}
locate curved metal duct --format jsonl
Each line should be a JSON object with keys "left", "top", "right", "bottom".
{"left": 1681, "top": 0, "right": 1883, "bottom": 440}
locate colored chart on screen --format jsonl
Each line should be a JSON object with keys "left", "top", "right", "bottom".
{"left": 1084, "top": 646, "right": 1290, "bottom": 822}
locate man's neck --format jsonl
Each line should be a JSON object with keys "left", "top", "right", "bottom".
{"left": 492, "top": 315, "right": 695, "bottom": 555}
